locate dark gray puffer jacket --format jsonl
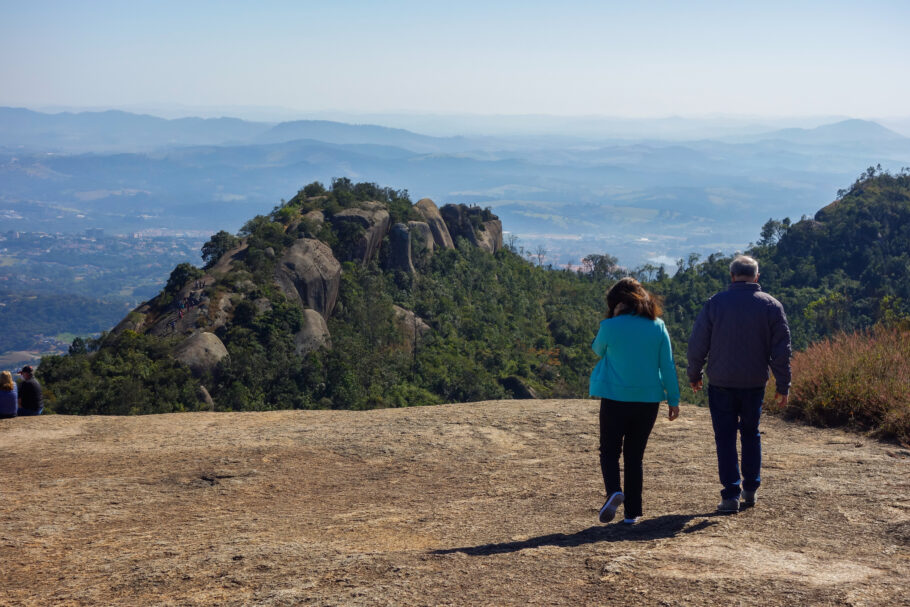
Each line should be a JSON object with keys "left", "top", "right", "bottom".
{"left": 686, "top": 282, "right": 791, "bottom": 394}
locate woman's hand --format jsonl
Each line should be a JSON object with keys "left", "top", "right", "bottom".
{"left": 668, "top": 405, "right": 680, "bottom": 421}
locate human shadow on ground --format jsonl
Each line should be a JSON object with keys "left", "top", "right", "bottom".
{"left": 432, "top": 513, "right": 724, "bottom": 556}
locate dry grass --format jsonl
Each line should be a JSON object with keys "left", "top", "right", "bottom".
{"left": 774, "top": 326, "right": 910, "bottom": 444}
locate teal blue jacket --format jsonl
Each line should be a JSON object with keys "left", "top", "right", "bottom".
{"left": 589, "top": 314, "right": 680, "bottom": 406}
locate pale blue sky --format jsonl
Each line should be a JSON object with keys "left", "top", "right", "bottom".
{"left": 2, "top": 0, "right": 909, "bottom": 117}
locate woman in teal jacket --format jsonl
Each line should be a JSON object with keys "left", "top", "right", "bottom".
{"left": 591, "top": 277, "right": 680, "bottom": 524}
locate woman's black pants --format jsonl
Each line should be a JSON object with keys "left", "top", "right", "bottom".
{"left": 599, "top": 398, "right": 659, "bottom": 519}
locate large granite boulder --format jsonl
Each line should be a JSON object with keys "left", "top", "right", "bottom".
{"left": 415, "top": 198, "right": 454, "bottom": 250}
{"left": 294, "top": 309, "right": 332, "bottom": 356}
{"left": 210, "top": 292, "right": 234, "bottom": 330}
{"left": 388, "top": 223, "right": 415, "bottom": 273}
{"left": 476, "top": 219, "right": 504, "bottom": 253}
{"left": 274, "top": 238, "right": 342, "bottom": 319}
{"left": 302, "top": 209, "right": 325, "bottom": 227}
{"left": 407, "top": 221, "right": 434, "bottom": 265}
{"left": 173, "top": 332, "right": 229, "bottom": 377}
{"left": 440, "top": 204, "right": 503, "bottom": 252}
{"left": 329, "top": 201, "right": 390, "bottom": 264}
{"left": 499, "top": 376, "right": 540, "bottom": 399}
{"left": 439, "top": 204, "right": 476, "bottom": 245}
{"left": 197, "top": 385, "right": 215, "bottom": 411}
{"left": 392, "top": 305, "right": 431, "bottom": 350}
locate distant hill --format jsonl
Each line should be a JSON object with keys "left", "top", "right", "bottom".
{"left": 38, "top": 179, "right": 607, "bottom": 415}
{"left": 255, "top": 119, "right": 473, "bottom": 153}
{"left": 0, "top": 107, "right": 477, "bottom": 154}
{"left": 749, "top": 119, "right": 906, "bottom": 145}
{"left": 0, "top": 107, "right": 269, "bottom": 151}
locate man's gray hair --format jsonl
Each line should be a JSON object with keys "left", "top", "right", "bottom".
{"left": 730, "top": 255, "right": 759, "bottom": 278}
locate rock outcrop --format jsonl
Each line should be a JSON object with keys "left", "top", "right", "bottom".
{"left": 415, "top": 198, "right": 454, "bottom": 250}
{"left": 329, "top": 201, "right": 390, "bottom": 264}
{"left": 302, "top": 210, "right": 325, "bottom": 227}
{"left": 5, "top": 404, "right": 903, "bottom": 606}
{"left": 498, "top": 376, "right": 540, "bottom": 399}
{"left": 196, "top": 385, "right": 215, "bottom": 411}
{"left": 173, "top": 332, "right": 229, "bottom": 377}
{"left": 392, "top": 305, "right": 431, "bottom": 349}
{"left": 439, "top": 204, "right": 475, "bottom": 245}
{"left": 407, "top": 221, "right": 434, "bottom": 265}
{"left": 108, "top": 308, "right": 149, "bottom": 339}
{"left": 274, "top": 238, "right": 342, "bottom": 318}
{"left": 440, "top": 204, "right": 503, "bottom": 253}
{"left": 388, "top": 223, "right": 415, "bottom": 273}
{"left": 209, "top": 242, "right": 248, "bottom": 277}
{"left": 476, "top": 219, "right": 503, "bottom": 253}
{"left": 294, "top": 309, "right": 332, "bottom": 356}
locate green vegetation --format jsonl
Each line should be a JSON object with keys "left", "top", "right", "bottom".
{"left": 35, "top": 171, "right": 910, "bottom": 435}
{"left": 39, "top": 331, "right": 203, "bottom": 415}
{"left": 0, "top": 292, "right": 127, "bottom": 352}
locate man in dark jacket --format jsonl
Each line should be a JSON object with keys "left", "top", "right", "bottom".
{"left": 687, "top": 255, "right": 791, "bottom": 513}
{"left": 17, "top": 365, "right": 44, "bottom": 416}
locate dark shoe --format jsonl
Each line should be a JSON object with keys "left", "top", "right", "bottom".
{"left": 717, "top": 497, "right": 740, "bottom": 513}
{"left": 742, "top": 489, "right": 757, "bottom": 507}
{"left": 599, "top": 492, "right": 624, "bottom": 523}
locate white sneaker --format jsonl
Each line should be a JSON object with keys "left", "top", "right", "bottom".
{"left": 622, "top": 517, "right": 640, "bottom": 525}
{"left": 598, "top": 492, "right": 624, "bottom": 524}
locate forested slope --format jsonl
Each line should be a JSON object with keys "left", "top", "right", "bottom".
{"left": 37, "top": 170, "right": 910, "bottom": 415}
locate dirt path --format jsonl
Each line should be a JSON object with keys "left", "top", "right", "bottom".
{"left": 1, "top": 400, "right": 908, "bottom": 606}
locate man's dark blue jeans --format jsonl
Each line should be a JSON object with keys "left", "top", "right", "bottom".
{"left": 708, "top": 384, "right": 764, "bottom": 500}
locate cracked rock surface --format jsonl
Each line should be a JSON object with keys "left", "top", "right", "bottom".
{"left": 1, "top": 400, "right": 907, "bottom": 606}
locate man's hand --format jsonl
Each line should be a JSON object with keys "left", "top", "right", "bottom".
{"left": 690, "top": 379, "right": 703, "bottom": 393}
{"left": 775, "top": 392, "right": 788, "bottom": 408}
{"left": 668, "top": 405, "right": 680, "bottom": 421}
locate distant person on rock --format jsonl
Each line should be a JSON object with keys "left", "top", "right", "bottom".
{"left": 687, "top": 255, "right": 791, "bottom": 513}
{"left": 16, "top": 365, "right": 44, "bottom": 416}
{"left": 590, "top": 277, "right": 680, "bottom": 525}
{"left": 0, "top": 371, "right": 17, "bottom": 419}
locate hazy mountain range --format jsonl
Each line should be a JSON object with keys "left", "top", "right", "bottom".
{"left": 2, "top": 107, "right": 910, "bottom": 267}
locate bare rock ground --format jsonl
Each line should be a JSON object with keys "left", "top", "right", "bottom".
{"left": 1, "top": 400, "right": 908, "bottom": 606}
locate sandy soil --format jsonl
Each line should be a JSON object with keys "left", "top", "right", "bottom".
{"left": 1, "top": 400, "right": 908, "bottom": 606}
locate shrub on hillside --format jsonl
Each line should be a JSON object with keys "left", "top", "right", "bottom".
{"left": 776, "top": 326, "right": 909, "bottom": 444}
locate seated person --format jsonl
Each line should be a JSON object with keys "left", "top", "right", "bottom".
{"left": 17, "top": 365, "right": 43, "bottom": 416}
{"left": 0, "top": 370, "right": 18, "bottom": 419}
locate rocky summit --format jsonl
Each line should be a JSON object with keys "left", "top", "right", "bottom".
{"left": 1, "top": 400, "right": 907, "bottom": 606}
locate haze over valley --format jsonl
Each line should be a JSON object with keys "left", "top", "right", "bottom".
{"left": 4, "top": 107, "right": 910, "bottom": 272}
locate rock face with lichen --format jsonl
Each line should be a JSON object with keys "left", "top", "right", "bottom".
{"left": 295, "top": 309, "right": 332, "bottom": 356}
{"left": 388, "top": 223, "right": 416, "bottom": 273}
{"left": 85, "top": 189, "right": 507, "bottom": 414}
{"left": 329, "top": 201, "right": 391, "bottom": 264}
{"left": 415, "top": 198, "right": 454, "bottom": 250}
{"left": 439, "top": 204, "right": 502, "bottom": 253}
{"left": 274, "top": 238, "right": 342, "bottom": 319}
{"left": 172, "top": 332, "right": 229, "bottom": 377}
{"left": 477, "top": 219, "right": 503, "bottom": 253}
{"left": 407, "top": 220, "right": 434, "bottom": 261}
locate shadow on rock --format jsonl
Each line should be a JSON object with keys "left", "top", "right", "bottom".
{"left": 432, "top": 513, "right": 721, "bottom": 556}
